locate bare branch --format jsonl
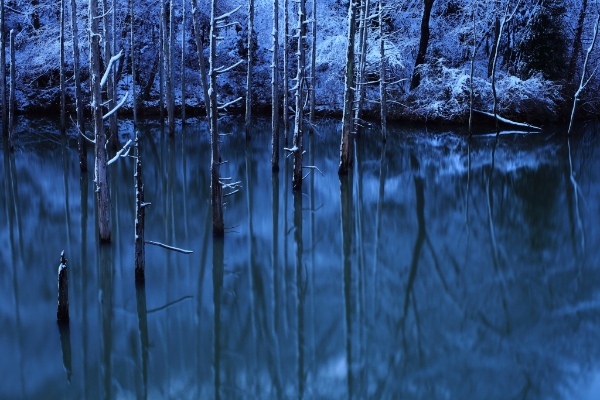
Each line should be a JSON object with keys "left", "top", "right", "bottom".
{"left": 145, "top": 240, "right": 193, "bottom": 254}
{"left": 103, "top": 92, "right": 129, "bottom": 120}
{"left": 101, "top": 50, "right": 123, "bottom": 88}
{"left": 107, "top": 139, "right": 133, "bottom": 165}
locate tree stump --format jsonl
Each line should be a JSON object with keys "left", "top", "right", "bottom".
{"left": 57, "top": 251, "right": 69, "bottom": 322}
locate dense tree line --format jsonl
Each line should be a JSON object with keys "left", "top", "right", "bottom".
{"left": 0, "top": 0, "right": 597, "bottom": 126}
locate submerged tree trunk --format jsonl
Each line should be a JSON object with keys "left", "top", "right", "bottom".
{"left": 191, "top": 0, "right": 211, "bottom": 118}
{"left": 1, "top": 0, "right": 7, "bottom": 136}
{"left": 409, "top": 0, "right": 435, "bottom": 90}
{"left": 209, "top": 0, "right": 224, "bottom": 235}
{"left": 134, "top": 131, "right": 145, "bottom": 281}
{"left": 90, "top": 0, "right": 111, "bottom": 242}
{"left": 271, "top": 0, "right": 280, "bottom": 170}
{"left": 378, "top": 0, "right": 387, "bottom": 142}
{"left": 292, "top": 0, "right": 307, "bottom": 191}
{"left": 339, "top": 0, "right": 358, "bottom": 175}
{"left": 245, "top": 0, "right": 255, "bottom": 140}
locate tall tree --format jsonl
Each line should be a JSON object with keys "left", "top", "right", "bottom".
{"left": 0, "top": 0, "right": 6, "bottom": 136}
{"left": 8, "top": 29, "right": 14, "bottom": 139}
{"left": 271, "top": 0, "right": 280, "bottom": 170}
{"left": 102, "top": 0, "right": 118, "bottom": 148}
{"left": 309, "top": 0, "right": 317, "bottom": 124}
{"left": 292, "top": 0, "right": 307, "bottom": 190}
{"left": 378, "top": 0, "right": 387, "bottom": 142}
{"left": 339, "top": 0, "right": 358, "bottom": 175}
{"left": 354, "top": 0, "right": 371, "bottom": 124}
{"left": 163, "top": 0, "right": 175, "bottom": 135}
{"left": 70, "top": 0, "right": 87, "bottom": 170}
{"left": 282, "top": 0, "right": 290, "bottom": 144}
{"left": 90, "top": 0, "right": 111, "bottom": 242}
{"left": 181, "top": 0, "right": 186, "bottom": 123}
{"left": 409, "top": 0, "right": 435, "bottom": 90}
{"left": 130, "top": 0, "right": 138, "bottom": 126}
{"left": 191, "top": 0, "right": 211, "bottom": 118}
{"left": 245, "top": 0, "right": 255, "bottom": 139}
{"left": 59, "top": 0, "right": 66, "bottom": 132}
{"left": 209, "top": 0, "right": 223, "bottom": 235}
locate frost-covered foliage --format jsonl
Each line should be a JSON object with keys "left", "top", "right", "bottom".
{"left": 0, "top": 0, "right": 596, "bottom": 122}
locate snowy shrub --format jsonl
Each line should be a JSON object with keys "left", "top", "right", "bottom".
{"left": 404, "top": 58, "right": 487, "bottom": 122}
{"left": 496, "top": 73, "right": 563, "bottom": 121}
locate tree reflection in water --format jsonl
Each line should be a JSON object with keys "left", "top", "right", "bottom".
{"left": 0, "top": 120, "right": 600, "bottom": 399}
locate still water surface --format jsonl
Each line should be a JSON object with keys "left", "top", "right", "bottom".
{"left": 1, "top": 118, "right": 600, "bottom": 399}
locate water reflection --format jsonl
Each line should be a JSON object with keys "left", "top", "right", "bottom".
{"left": 1, "top": 119, "right": 600, "bottom": 399}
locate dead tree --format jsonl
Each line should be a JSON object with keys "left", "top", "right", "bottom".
{"left": 9, "top": 29, "right": 15, "bottom": 139}
{"left": 57, "top": 251, "right": 69, "bottom": 322}
{"left": 208, "top": 2, "right": 244, "bottom": 235}
{"left": 271, "top": 0, "right": 280, "bottom": 170}
{"left": 60, "top": 0, "right": 66, "bottom": 132}
{"left": 102, "top": 0, "right": 119, "bottom": 148}
{"left": 339, "top": 0, "right": 358, "bottom": 175}
{"left": 378, "top": 0, "right": 387, "bottom": 142}
{"left": 130, "top": 0, "right": 138, "bottom": 126}
{"left": 181, "top": 0, "right": 186, "bottom": 123}
{"left": 568, "top": 13, "right": 600, "bottom": 135}
{"left": 354, "top": 0, "right": 371, "bottom": 125}
{"left": 70, "top": 0, "right": 87, "bottom": 170}
{"left": 162, "top": 0, "right": 175, "bottom": 135}
{"left": 245, "top": 0, "right": 255, "bottom": 140}
{"left": 291, "top": 0, "right": 307, "bottom": 190}
{"left": 309, "top": 0, "right": 317, "bottom": 124}
{"left": 191, "top": 0, "right": 210, "bottom": 118}
{"left": 282, "top": 0, "right": 290, "bottom": 144}
{"left": 134, "top": 131, "right": 146, "bottom": 281}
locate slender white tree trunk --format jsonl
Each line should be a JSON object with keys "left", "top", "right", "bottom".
{"left": 282, "top": 0, "right": 290, "bottom": 144}
{"left": 292, "top": 0, "right": 307, "bottom": 191}
{"left": 245, "top": 0, "right": 255, "bottom": 139}
{"left": 70, "top": 0, "right": 87, "bottom": 170}
{"left": 309, "top": 0, "right": 317, "bottom": 124}
{"left": 0, "top": 0, "right": 7, "bottom": 136}
{"left": 130, "top": 0, "right": 137, "bottom": 126}
{"left": 60, "top": 0, "right": 66, "bottom": 132}
{"left": 181, "top": 0, "right": 186, "bottom": 124}
{"left": 378, "top": 0, "right": 387, "bottom": 142}
{"left": 354, "top": 0, "right": 370, "bottom": 125}
{"left": 8, "top": 29, "right": 14, "bottom": 140}
{"left": 209, "top": 0, "right": 224, "bottom": 235}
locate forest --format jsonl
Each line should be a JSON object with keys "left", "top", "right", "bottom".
{"left": 0, "top": 0, "right": 597, "bottom": 126}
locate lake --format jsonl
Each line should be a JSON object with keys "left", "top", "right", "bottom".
{"left": 1, "top": 117, "right": 600, "bottom": 399}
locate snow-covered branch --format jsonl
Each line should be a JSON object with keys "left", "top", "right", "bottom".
{"left": 107, "top": 139, "right": 133, "bottom": 165}
{"left": 215, "top": 59, "right": 244, "bottom": 74}
{"left": 145, "top": 240, "right": 193, "bottom": 254}
{"left": 217, "top": 96, "right": 243, "bottom": 110}
{"left": 215, "top": 5, "right": 242, "bottom": 21}
{"left": 100, "top": 50, "right": 123, "bottom": 88}
{"left": 103, "top": 92, "right": 129, "bottom": 120}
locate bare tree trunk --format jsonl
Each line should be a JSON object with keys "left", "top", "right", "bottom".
{"left": 292, "top": 0, "right": 307, "bottom": 191}
{"left": 378, "top": 0, "right": 387, "bottom": 142}
{"left": 70, "top": 0, "right": 86, "bottom": 170}
{"left": 354, "top": 0, "right": 370, "bottom": 124}
{"left": 102, "top": 0, "right": 118, "bottom": 149}
{"left": 409, "top": 0, "right": 434, "bottom": 90}
{"left": 487, "top": 17, "right": 499, "bottom": 78}
{"left": 57, "top": 251, "right": 69, "bottom": 322}
{"left": 339, "top": 0, "right": 358, "bottom": 175}
{"left": 159, "top": 1, "right": 165, "bottom": 122}
{"left": 469, "top": 3, "right": 476, "bottom": 134}
{"left": 60, "top": 0, "right": 66, "bottom": 132}
{"left": 181, "top": 0, "right": 186, "bottom": 124}
{"left": 209, "top": 0, "right": 224, "bottom": 235}
{"left": 90, "top": 0, "right": 111, "bottom": 242}
{"left": 191, "top": 0, "right": 211, "bottom": 118}
{"left": 309, "top": 0, "right": 317, "bottom": 124}
{"left": 8, "top": 29, "right": 14, "bottom": 139}
{"left": 134, "top": 131, "right": 145, "bottom": 281}
{"left": 271, "top": 0, "right": 280, "bottom": 170}
{"left": 163, "top": 0, "right": 175, "bottom": 135}
{"left": 245, "top": 0, "right": 255, "bottom": 140}
{"left": 568, "top": 13, "right": 600, "bottom": 136}
{"left": 282, "top": 0, "right": 290, "bottom": 145}
{"left": 130, "top": 0, "right": 137, "bottom": 126}
{"left": 0, "top": 0, "right": 7, "bottom": 136}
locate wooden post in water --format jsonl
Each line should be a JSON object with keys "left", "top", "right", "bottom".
{"left": 134, "top": 131, "right": 146, "bottom": 281}
{"left": 57, "top": 251, "right": 69, "bottom": 322}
